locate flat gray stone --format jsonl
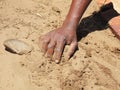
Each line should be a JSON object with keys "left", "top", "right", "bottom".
{"left": 4, "top": 39, "right": 33, "bottom": 55}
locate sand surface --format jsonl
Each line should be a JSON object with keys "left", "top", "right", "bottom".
{"left": 0, "top": 0, "right": 120, "bottom": 90}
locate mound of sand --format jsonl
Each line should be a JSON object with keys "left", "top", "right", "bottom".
{"left": 0, "top": 0, "right": 120, "bottom": 90}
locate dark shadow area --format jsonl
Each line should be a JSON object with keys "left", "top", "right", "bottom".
{"left": 5, "top": 47, "right": 16, "bottom": 54}
{"left": 77, "top": 11, "right": 108, "bottom": 41}
{"left": 77, "top": 2, "right": 119, "bottom": 41}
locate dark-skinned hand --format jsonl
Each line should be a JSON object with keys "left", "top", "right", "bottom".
{"left": 39, "top": 26, "right": 78, "bottom": 64}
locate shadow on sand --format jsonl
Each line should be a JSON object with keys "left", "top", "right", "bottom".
{"left": 77, "top": 2, "right": 119, "bottom": 41}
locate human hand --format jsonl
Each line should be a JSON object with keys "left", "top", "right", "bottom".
{"left": 39, "top": 26, "right": 78, "bottom": 64}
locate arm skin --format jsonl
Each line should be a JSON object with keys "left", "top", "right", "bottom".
{"left": 39, "top": 0, "right": 92, "bottom": 64}
{"left": 63, "top": 0, "right": 92, "bottom": 30}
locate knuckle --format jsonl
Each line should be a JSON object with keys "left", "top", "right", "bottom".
{"left": 48, "top": 43, "right": 55, "bottom": 48}
{"left": 57, "top": 35, "right": 66, "bottom": 41}
{"left": 61, "top": 36, "right": 66, "bottom": 40}
{"left": 58, "top": 40, "right": 63, "bottom": 43}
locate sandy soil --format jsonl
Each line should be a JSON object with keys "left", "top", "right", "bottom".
{"left": 0, "top": 0, "right": 120, "bottom": 90}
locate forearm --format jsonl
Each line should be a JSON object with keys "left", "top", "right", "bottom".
{"left": 63, "top": 0, "right": 92, "bottom": 29}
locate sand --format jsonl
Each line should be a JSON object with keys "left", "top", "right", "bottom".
{"left": 0, "top": 0, "right": 120, "bottom": 90}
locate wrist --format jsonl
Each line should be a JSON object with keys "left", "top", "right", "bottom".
{"left": 62, "top": 23, "right": 77, "bottom": 32}
{"left": 62, "top": 20, "right": 78, "bottom": 30}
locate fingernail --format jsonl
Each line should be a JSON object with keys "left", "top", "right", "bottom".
{"left": 55, "top": 60, "right": 60, "bottom": 64}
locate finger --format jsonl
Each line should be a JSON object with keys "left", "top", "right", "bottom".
{"left": 41, "top": 38, "right": 50, "bottom": 55}
{"left": 54, "top": 39, "right": 65, "bottom": 64}
{"left": 66, "top": 42, "right": 78, "bottom": 60}
{"left": 46, "top": 41, "right": 56, "bottom": 58}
